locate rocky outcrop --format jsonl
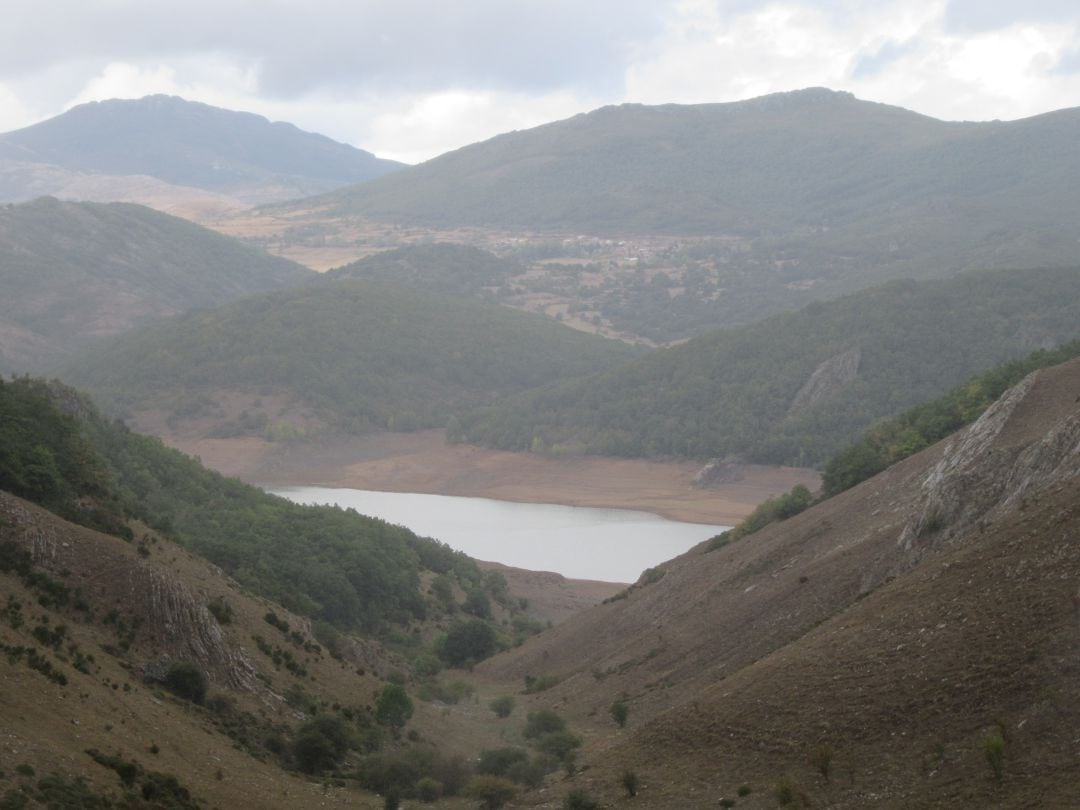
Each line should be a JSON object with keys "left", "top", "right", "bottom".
{"left": 786, "top": 346, "right": 861, "bottom": 417}
{"left": 0, "top": 491, "right": 257, "bottom": 690}
{"left": 900, "top": 364, "right": 1080, "bottom": 552}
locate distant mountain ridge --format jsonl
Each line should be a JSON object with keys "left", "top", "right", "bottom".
{"left": 305, "top": 88, "right": 1080, "bottom": 237}
{"left": 0, "top": 95, "right": 404, "bottom": 205}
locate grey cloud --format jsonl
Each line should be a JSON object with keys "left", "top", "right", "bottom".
{"left": 0, "top": 1, "right": 661, "bottom": 98}
{"left": 943, "top": 0, "right": 1079, "bottom": 32}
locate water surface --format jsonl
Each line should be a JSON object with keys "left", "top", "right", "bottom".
{"left": 268, "top": 486, "right": 729, "bottom": 583}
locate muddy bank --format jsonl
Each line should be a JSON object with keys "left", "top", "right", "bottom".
{"left": 167, "top": 429, "right": 819, "bottom": 526}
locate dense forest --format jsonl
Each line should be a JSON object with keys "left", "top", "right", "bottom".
{"left": 450, "top": 267, "right": 1080, "bottom": 465}
{"left": 61, "top": 277, "right": 638, "bottom": 436}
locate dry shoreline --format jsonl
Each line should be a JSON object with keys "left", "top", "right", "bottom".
{"left": 165, "top": 429, "right": 820, "bottom": 526}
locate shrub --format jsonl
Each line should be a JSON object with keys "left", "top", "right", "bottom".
{"left": 610, "top": 699, "right": 629, "bottom": 728}
{"left": 477, "top": 748, "right": 528, "bottom": 778}
{"left": 375, "top": 683, "right": 414, "bottom": 729}
{"left": 463, "top": 776, "right": 518, "bottom": 809}
{"left": 809, "top": 744, "right": 832, "bottom": 783}
{"left": 523, "top": 673, "right": 560, "bottom": 693}
{"left": 489, "top": 695, "right": 515, "bottom": 718}
{"left": 563, "top": 789, "right": 598, "bottom": 810}
{"left": 737, "top": 784, "right": 752, "bottom": 796}
{"left": 774, "top": 777, "right": 800, "bottom": 806}
{"left": 415, "top": 776, "right": 442, "bottom": 802}
{"left": 983, "top": 733, "right": 1005, "bottom": 781}
{"left": 292, "top": 715, "right": 356, "bottom": 773}
{"left": 163, "top": 662, "right": 207, "bottom": 704}
{"left": 523, "top": 709, "right": 566, "bottom": 739}
{"left": 621, "top": 770, "right": 639, "bottom": 797}
{"left": 439, "top": 620, "right": 498, "bottom": 668}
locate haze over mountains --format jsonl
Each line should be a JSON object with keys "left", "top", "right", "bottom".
{"left": 0, "top": 95, "right": 404, "bottom": 209}
{"left": 2, "top": 84, "right": 1080, "bottom": 809}
{"left": 0, "top": 196, "right": 310, "bottom": 374}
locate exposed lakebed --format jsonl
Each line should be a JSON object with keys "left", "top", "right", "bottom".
{"left": 267, "top": 486, "right": 729, "bottom": 583}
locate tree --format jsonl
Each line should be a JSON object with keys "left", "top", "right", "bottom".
{"left": 610, "top": 699, "right": 629, "bottom": 728}
{"left": 439, "top": 619, "right": 498, "bottom": 668}
{"left": 163, "top": 662, "right": 207, "bottom": 704}
{"left": 375, "top": 683, "right": 414, "bottom": 729}
{"left": 489, "top": 695, "right": 515, "bottom": 719}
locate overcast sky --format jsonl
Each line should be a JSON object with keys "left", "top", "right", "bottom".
{"left": 2, "top": 0, "right": 1079, "bottom": 163}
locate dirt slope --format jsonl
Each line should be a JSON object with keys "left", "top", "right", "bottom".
{"left": 476, "top": 358, "right": 1080, "bottom": 807}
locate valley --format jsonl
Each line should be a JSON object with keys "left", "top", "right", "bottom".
{"left": 159, "top": 428, "right": 817, "bottom": 526}
{"left": 2, "top": 81, "right": 1079, "bottom": 810}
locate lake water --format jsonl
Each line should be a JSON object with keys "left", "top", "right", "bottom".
{"left": 267, "top": 486, "right": 729, "bottom": 583}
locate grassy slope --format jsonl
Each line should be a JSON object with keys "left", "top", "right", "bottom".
{"left": 452, "top": 266, "right": 1080, "bottom": 465}
{"left": 0, "top": 197, "right": 312, "bottom": 373}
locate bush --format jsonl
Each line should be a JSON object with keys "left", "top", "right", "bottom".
{"left": 523, "top": 709, "right": 566, "bottom": 739}
{"left": 809, "top": 744, "right": 832, "bottom": 783}
{"left": 463, "top": 776, "right": 518, "bottom": 809}
{"left": 477, "top": 748, "right": 528, "bottom": 778}
{"left": 610, "top": 699, "right": 629, "bottom": 728}
{"left": 563, "top": 789, "right": 598, "bottom": 809}
{"left": 439, "top": 619, "right": 498, "bottom": 668}
{"left": 292, "top": 716, "right": 356, "bottom": 773}
{"left": 163, "top": 662, "right": 207, "bottom": 704}
{"left": 489, "top": 695, "right": 515, "bottom": 718}
{"left": 621, "top": 770, "right": 639, "bottom": 797}
{"left": 983, "top": 733, "right": 1005, "bottom": 781}
{"left": 415, "top": 776, "right": 442, "bottom": 802}
{"left": 375, "top": 683, "right": 414, "bottom": 729}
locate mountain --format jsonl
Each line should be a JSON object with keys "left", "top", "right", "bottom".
{"left": 475, "top": 356, "right": 1080, "bottom": 807}
{"left": 0, "top": 197, "right": 312, "bottom": 374}
{"left": 306, "top": 88, "right": 1080, "bottom": 239}
{"left": 59, "top": 278, "right": 638, "bottom": 439}
{"left": 272, "top": 89, "right": 1080, "bottom": 340}
{"left": 450, "top": 266, "right": 1080, "bottom": 465}
{"left": 0, "top": 95, "right": 404, "bottom": 205}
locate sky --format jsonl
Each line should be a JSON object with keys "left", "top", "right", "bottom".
{"left": 2, "top": 0, "right": 1079, "bottom": 164}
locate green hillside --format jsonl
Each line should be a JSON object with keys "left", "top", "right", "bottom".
{"left": 326, "top": 242, "right": 524, "bottom": 299}
{"left": 61, "top": 278, "right": 637, "bottom": 436}
{"left": 310, "top": 88, "right": 1080, "bottom": 241}
{"left": 450, "top": 266, "right": 1080, "bottom": 465}
{"left": 0, "top": 376, "right": 503, "bottom": 632}
{"left": 0, "top": 196, "right": 312, "bottom": 373}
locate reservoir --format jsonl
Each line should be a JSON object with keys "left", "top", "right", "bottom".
{"left": 268, "top": 486, "right": 729, "bottom": 583}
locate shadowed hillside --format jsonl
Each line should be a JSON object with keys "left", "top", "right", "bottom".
{"left": 452, "top": 266, "right": 1080, "bottom": 465}
{"left": 0, "top": 196, "right": 312, "bottom": 373}
{"left": 60, "top": 277, "right": 638, "bottom": 440}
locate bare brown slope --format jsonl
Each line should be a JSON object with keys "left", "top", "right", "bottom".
{"left": 0, "top": 492, "right": 495, "bottom": 808}
{"left": 477, "top": 358, "right": 1080, "bottom": 807}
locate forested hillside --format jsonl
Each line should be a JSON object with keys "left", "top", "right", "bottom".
{"left": 0, "top": 196, "right": 311, "bottom": 373}
{"left": 61, "top": 278, "right": 638, "bottom": 438}
{"left": 309, "top": 89, "right": 1080, "bottom": 240}
{"left": 0, "top": 376, "right": 503, "bottom": 632}
{"left": 451, "top": 267, "right": 1080, "bottom": 465}
{"left": 325, "top": 242, "right": 524, "bottom": 299}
